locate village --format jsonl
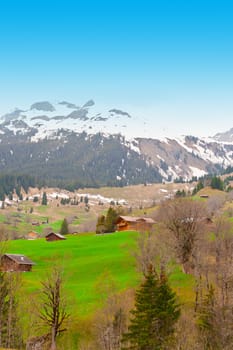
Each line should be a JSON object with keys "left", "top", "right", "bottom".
{"left": 0, "top": 214, "right": 156, "bottom": 272}
{"left": 0, "top": 182, "right": 189, "bottom": 273}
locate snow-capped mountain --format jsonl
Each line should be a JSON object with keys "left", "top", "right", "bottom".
{"left": 0, "top": 100, "right": 233, "bottom": 187}
{"left": 1, "top": 100, "right": 137, "bottom": 141}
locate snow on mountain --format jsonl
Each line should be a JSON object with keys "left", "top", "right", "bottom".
{"left": 1, "top": 100, "right": 138, "bottom": 141}
{"left": 174, "top": 135, "right": 233, "bottom": 166}
{"left": 1, "top": 100, "right": 233, "bottom": 183}
{"left": 213, "top": 128, "right": 233, "bottom": 143}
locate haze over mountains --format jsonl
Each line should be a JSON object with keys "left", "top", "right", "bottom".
{"left": 0, "top": 100, "right": 232, "bottom": 187}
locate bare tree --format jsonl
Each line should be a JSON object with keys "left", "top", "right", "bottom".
{"left": 157, "top": 198, "right": 207, "bottom": 274}
{"left": 174, "top": 310, "right": 199, "bottom": 350}
{"left": 38, "top": 266, "right": 70, "bottom": 350}
{"left": 93, "top": 290, "right": 133, "bottom": 350}
{"left": 212, "top": 216, "right": 233, "bottom": 308}
{"left": 0, "top": 272, "right": 23, "bottom": 349}
{"left": 192, "top": 216, "right": 233, "bottom": 349}
{"left": 207, "top": 194, "right": 226, "bottom": 217}
{"left": 134, "top": 229, "right": 174, "bottom": 276}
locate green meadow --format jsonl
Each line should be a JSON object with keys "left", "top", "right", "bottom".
{"left": 6, "top": 230, "right": 194, "bottom": 319}
{"left": 7, "top": 231, "right": 140, "bottom": 317}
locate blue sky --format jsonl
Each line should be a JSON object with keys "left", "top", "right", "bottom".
{"left": 0, "top": 0, "right": 233, "bottom": 138}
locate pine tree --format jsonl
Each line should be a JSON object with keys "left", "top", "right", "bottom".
{"left": 60, "top": 218, "right": 69, "bottom": 235}
{"left": 122, "top": 266, "right": 180, "bottom": 350}
{"left": 105, "top": 207, "right": 118, "bottom": 233}
{"left": 42, "top": 192, "right": 48, "bottom": 205}
{"left": 96, "top": 215, "right": 106, "bottom": 234}
{"left": 84, "top": 195, "right": 89, "bottom": 205}
{"left": 210, "top": 176, "right": 224, "bottom": 191}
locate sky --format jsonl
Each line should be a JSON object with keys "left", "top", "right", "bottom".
{"left": 0, "top": 0, "right": 233, "bottom": 138}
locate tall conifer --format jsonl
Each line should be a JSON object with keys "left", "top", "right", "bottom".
{"left": 42, "top": 192, "right": 48, "bottom": 205}
{"left": 122, "top": 266, "right": 180, "bottom": 350}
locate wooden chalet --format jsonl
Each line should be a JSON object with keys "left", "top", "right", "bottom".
{"left": 116, "top": 216, "right": 155, "bottom": 232}
{"left": 27, "top": 231, "right": 38, "bottom": 240}
{"left": 1, "top": 254, "right": 35, "bottom": 272}
{"left": 31, "top": 220, "right": 40, "bottom": 226}
{"left": 45, "top": 232, "right": 66, "bottom": 242}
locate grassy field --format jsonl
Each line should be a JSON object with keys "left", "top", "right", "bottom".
{"left": 6, "top": 230, "right": 194, "bottom": 319}
{"left": 7, "top": 231, "right": 140, "bottom": 317}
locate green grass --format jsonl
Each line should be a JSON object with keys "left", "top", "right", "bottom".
{"left": 6, "top": 230, "right": 195, "bottom": 320}
{"left": 0, "top": 214, "right": 6, "bottom": 222}
{"left": 7, "top": 231, "right": 140, "bottom": 317}
{"left": 169, "top": 266, "right": 195, "bottom": 305}
{"left": 33, "top": 219, "right": 63, "bottom": 234}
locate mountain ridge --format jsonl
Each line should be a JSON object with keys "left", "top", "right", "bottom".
{"left": 0, "top": 100, "right": 233, "bottom": 187}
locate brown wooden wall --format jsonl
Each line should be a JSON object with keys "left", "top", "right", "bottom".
{"left": 117, "top": 221, "right": 153, "bottom": 232}
{"left": 46, "top": 234, "right": 61, "bottom": 241}
{"left": 1, "top": 255, "right": 32, "bottom": 272}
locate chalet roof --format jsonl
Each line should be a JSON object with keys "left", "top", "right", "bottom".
{"left": 45, "top": 232, "right": 66, "bottom": 239}
{"left": 4, "top": 254, "right": 35, "bottom": 265}
{"left": 117, "top": 216, "right": 155, "bottom": 224}
{"left": 27, "top": 231, "right": 38, "bottom": 237}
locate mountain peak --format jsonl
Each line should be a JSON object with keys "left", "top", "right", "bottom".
{"left": 0, "top": 99, "right": 233, "bottom": 185}
{"left": 213, "top": 128, "right": 233, "bottom": 142}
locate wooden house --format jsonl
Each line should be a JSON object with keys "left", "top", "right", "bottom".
{"left": 45, "top": 232, "right": 66, "bottom": 242}
{"left": 32, "top": 221, "right": 40, "bottom": 226}
{"left": 116, "top": 216, "right": 155, "bottom": 232}
{"left": 27, "top": 231, "right": 38, "bottom": 240}
{"left": 1, "top": 254, "right": 35, "bottom": 272}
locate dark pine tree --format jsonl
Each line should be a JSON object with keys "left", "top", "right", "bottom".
{"left": 41, "top": 192, "right": 48, "bottom": 206}
{"left": 60, "top": 218, "right": 69, "bottom": 235}
{"left": 210, "top": 176, "right": 224, "bottom": 191}
{"left": 105, "top": 207, "right": 118, "bottom": 233}
{"left": 96, "top": 215, "right": 106, "bottom": 234}
{"left": 122, "top": 266, "right": 180, "bottom": 350}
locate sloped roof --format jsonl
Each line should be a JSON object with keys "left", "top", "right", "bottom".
{"left": 27, "top": 231, "right": 38, "bottom": 238}
{"left": 45, "top": 232, "right": 66, "bottom": 239}
{"left": 117, "top": 216, "right": 155, "bottom": 224}
{"left": 4, "top": 254, "right": 35, "bottom": 265}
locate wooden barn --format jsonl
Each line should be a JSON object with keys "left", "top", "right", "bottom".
{"left": 116, "top": 216, "right": 155, "bottom": 232}
{"left": 45, "top": 232, "right": 66, "bottom": 242}
{"left": 27, "top": 231, "right": 38, "bottom": 240}
{"left": 1, "top": 254, "right": 35, "bottom": 272}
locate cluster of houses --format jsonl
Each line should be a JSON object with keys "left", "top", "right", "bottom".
{"left": 0, "top": 215, "right": 155, "bottom": 272}
{"left": 0, "top": 232, "right": 67, "bottom": 272}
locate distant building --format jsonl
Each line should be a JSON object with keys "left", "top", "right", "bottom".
{"left": 27, "top": 231, "right": 38, "bottom": 240}
{"left": 32, "top": 221, "right": 40, "bottom": 226}
{"left": 45, "top": 232, "right": 66, "bottom": 242}
{"left": 1, "top": 254, "right": 35, "bottom": 272}
{"left": 116, "top": 216, "right": 155, "bottom": 232}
